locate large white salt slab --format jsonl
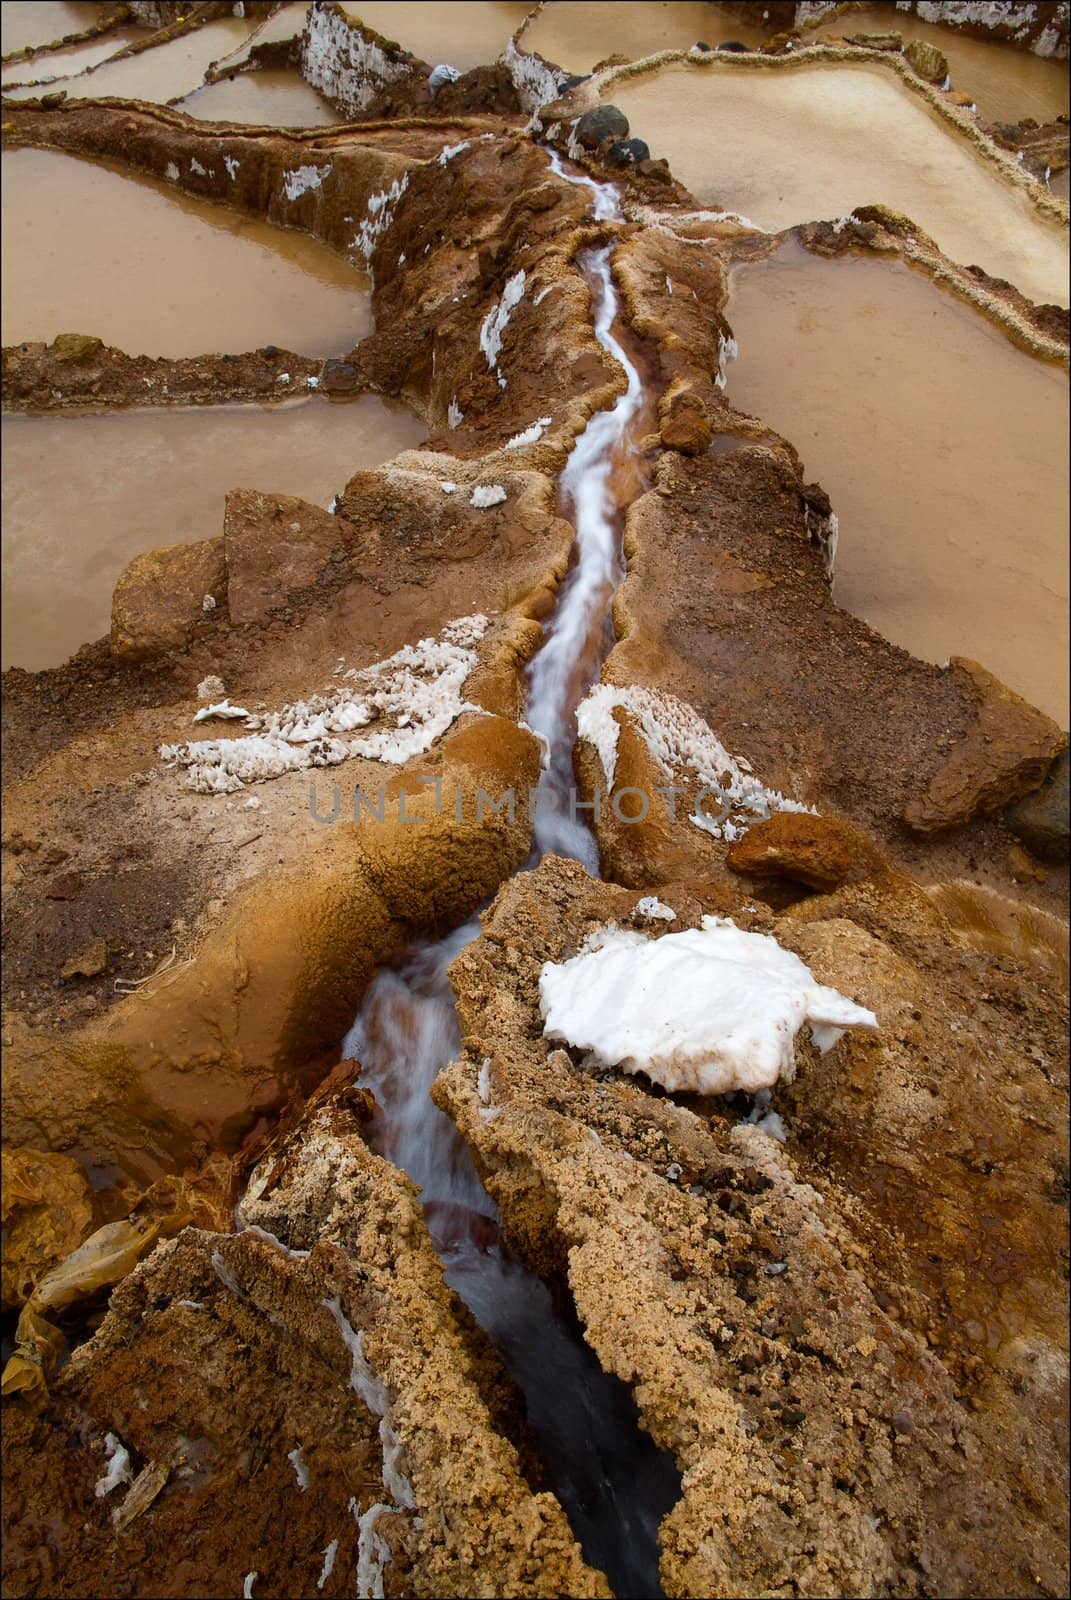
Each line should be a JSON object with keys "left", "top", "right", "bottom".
{"left": 539, "top": 916, "right": 877, "bottom": 1094}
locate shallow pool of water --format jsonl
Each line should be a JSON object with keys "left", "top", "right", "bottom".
{"left": 2, "top": 149, "right": 371, "bottom": 357}
{"left": 180, "top": 68, "right": 337, "bottom": 126}
{"left": 725, "top": 243, "right": 1069, "bottom": 724}
{"left": 810, "top": 5, "right": 1070, "bottom": 127}
{"left": 2, "top": 14, "right": 254, "bottom": 101}
{"left": 606, "top": 59, "right": 1069, "bottom": 306}
{"left": 340, "top": 1, "right": 531, "bottom": 73}
{"left": 1, "top": 397, "right": 426, "bottom": 671}
{"left": 0, "top": 1, "right": 100, "bottom": 56}
{"left": 0, "top": 27, "right": 138, "bottom": 82}
{"left": 522, "top": 0, "right": 767, "bottom": 76}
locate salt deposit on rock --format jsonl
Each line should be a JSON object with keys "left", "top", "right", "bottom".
{"left": 540, "top": 916, "right": 878, "bottom": 1093}
{"left": 505, "top": 416, "right": 553, "bottom": 449}
{"left": 577, "top": 682, "right": 812, "bottom": 841}
{"left": 480, "top": 270, "right": 526, "bottom": 373}
{"left": 160, "top": 616, "right": 489, "bottom": 792}
{"left": 470, "top": 484, "right": 507, "bottom": 508}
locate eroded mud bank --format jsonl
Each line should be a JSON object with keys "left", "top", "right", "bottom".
{"left": 1, "top": 17, "right": 1068, "bottom": 1600}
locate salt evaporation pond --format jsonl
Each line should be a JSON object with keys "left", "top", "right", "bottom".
{"left": 1, "top": 14, "right": 256, "bottom": 102}
{"left": 810, "top": 5, "right": 1071, "bottom": 127}
{"left": 180, "top": 70, "right": 338, "bottom": 127}
{"left": 522, "top": 0, "right": 767, "bottom": 75}
{"left": 1, "top": 149, "right": 371, "bottom": 357}
{"left": 0, "top": 1, "right": 101, "bottom": 56}
{"left": 1, "top": 397, "right": 426, "bottom": 672}
{"left": 0, "top": 28, "right": 140, "bottom": 84}
{"left": 725, "top": 243, "right": 1069, "bottom": 725}
{"left": 606, "top": 59, "right": 1069, "bottom": 306}
{"left": 340, "top": 1, "right": 532, "bottom": 72}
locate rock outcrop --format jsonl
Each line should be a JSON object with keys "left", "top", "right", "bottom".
{"left": 438, "top": 854, "right": 1069, "bottom": 1597}
{"left": 110, "top": 538, "right": 227, "bottom": 660}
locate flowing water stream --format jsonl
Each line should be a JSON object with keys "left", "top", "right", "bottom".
{"left": 339, "top": 156, "right": 680, "bottom": 1597}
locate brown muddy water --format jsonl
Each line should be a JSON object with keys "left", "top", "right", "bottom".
{"left": 521, "top": 0, "right": 767, "bottom": 74}
{"left": 1, "top": 397, "right": 426, "bottom": 672}
{"left": 0, "top": 28, "right": 139, "bottom": 82}
{"left": 606, "top": 60, "right": 1069, "bottom": 307}
{"left": 725, "top": 243, "right": 1069, "bottom": 725}
{"left": 340, "top": 0, "right": 532, "bottom": 72}
{"left": 0, "top": 1, "right": 101, "bottom": 56}
{"left": 1, "top": 149, "right": 371, "bottom": 357}
{"left": 810, "top": 5, "right": 1071, "bottom": 127}
{"left": 180, "top": 70, "right": 338, "bottom": 127}
{"left": 1, "top": 14, "right": 255, "bottom": 102}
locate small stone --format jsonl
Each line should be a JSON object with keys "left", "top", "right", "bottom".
{"left": 904, "top": 659, "right": 1065, "bottom": 834}
{"left": 660, "top": 390, "right": 713, "bottom": 454}
{"left": 51, "top": 333, "right": 103, "bottom": 365}
{"left": 848, "top": 32, "right": 902, "bottom": 50}
{"left": 891, "top": 1410, "right": 915, "bottom": 1435}
{"left": 45, "top": 871, "right": 82, "bottom": 901}
{"left": 321, "top": 359, "right": 358, "bottom": 394}
{"left": 575, "top": 105, "right": 629, "bottom": 150}
{"left": 904, "top": 38, "right": 948, "bottom": 84}
{"left": 111, "top": 538, "right": 227, "bottom": 661}
{"left": 636, "top": 158, "right": 672, "bottom": 183}
{"left": 727, "top": 811, "right": 884, "bottom": 891}
{"left": 60, "top": 938, "right": 108, "bottom": 980}
{"left": 1004, "top": 748, "right": 1069, "bottom": 863}
{"left": 605, "top": 138, "right": 649, "bottom": 167}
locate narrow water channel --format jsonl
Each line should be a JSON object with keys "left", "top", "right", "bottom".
{"left": 340, "top": 158, "right": 680, "bottom": 1597}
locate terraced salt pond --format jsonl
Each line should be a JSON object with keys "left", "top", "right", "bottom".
{"left": 180, "top": 70, "right": 338, "bottom": 128}
{"left": 0, "top": 29, "right": 140, "bottom": 83}
{"left": 725, "top": 243, "right": 1069, "bottom": 724}
{"left": 2, "top": 149, "right": 371, "bottom": 357}
{"left": 1, "top": 14, "right": 256, "bottom": 102}
{"left": 340, "top": 1, "right": 532, "bottom": 72}
{"left": 1, "top": 398, "right": 426, "bottom": 671}
{"left": 0, "top": 1, "right": 101, "bottom": 56}
{"left": 521, "top": 0, "right": 767, "bottom": 73}
{"left": 809, "top": 5, "right": 1071, "bottom": 126}
{"left": 606, "top": 60, "right": 1069, "bottom": 306}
